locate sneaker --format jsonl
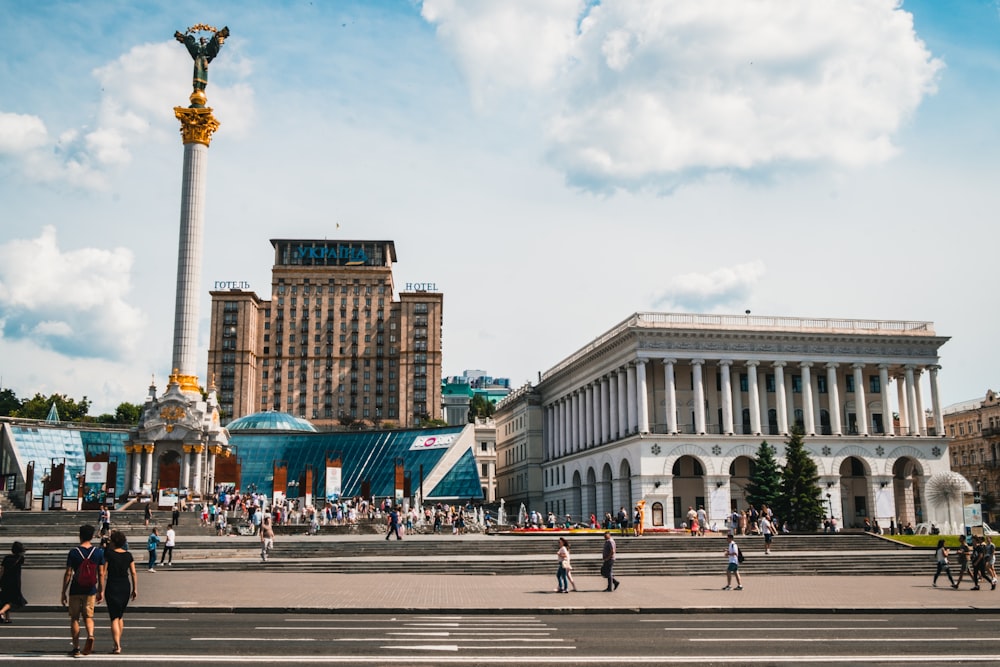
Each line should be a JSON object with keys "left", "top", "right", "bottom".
{"left": 722, "top": 585, "right": 731, "bottom": 590}
{"left": 951, "top": 584, "right": 959, "bottom": 589}
{"left": 735, "top": 585, "right": 744, "bottom": 591}
{"left": 82, "top": 636, "right": 95, "bottom": 655}
{"left": 68, "top": 647, "right": 81, "bottom": 658}
{"left": 933, "top": 582, "right": 937, "bottom": 587}
{"left": 148, "top": 568, "right": 156, "bottom": 573}
{"left": 613, "top": 580, "right": 620, "bottom": 591}
{"left": 972, "top": 586, "right": 981, "bottom": 591}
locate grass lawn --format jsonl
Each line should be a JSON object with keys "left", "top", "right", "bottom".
{"left": 882, "top": 534, "right": 977, "bottom": 549}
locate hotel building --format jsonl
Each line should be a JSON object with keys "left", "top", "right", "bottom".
{"left": 207, "top": 239, "right": 443, "bottom": 429}
{"left": 495, "top": 312, "right": 955, "bottom": 531}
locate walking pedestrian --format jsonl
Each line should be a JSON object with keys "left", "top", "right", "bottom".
{"left": 171, "top": 505, "right": 180, "bottom": 527}
{"left": 971, "top": 535, "right": 988, "bottom": 591}
{"left": 143, "top": 503, "right": 152, "bottom": 527}
{"left": 601, "top": 531, "right": 620, "bottom": 592}
{"left": 101, "top": 530, "right": 137, "bottom": 654}
{"left": 260, "top": 514, "right": 275, "bottom": 562}
{"left": 954, "top": 534, "right": 972, "bottom": 589}
{"left": 555, "top": 538, "right": 570, "bottom": 593}
{"left": 0, "top": 541, "right": 27, "bottom": 623}
{"left": 986, "top": 536, "right": 998, "bottom": 589}
{"left": 723, "top": 533, "right": 743, "bottom": 590}
{"left": 145, "top": 528, "right": 159, "bottom": 572}
{"left": 60, "top": 524, "right": 105, "bottom": 657}
{"left": 759, "top": 513, "right": 776, "bottom": 555}
{"left": 386, "top": 508, "right": 401, "bottom": 540}
{"left": 932, "top": 538, "right": 955, "bottom": 588}
{"left": 159, "top": 526, "right": 175, "bottom": 566}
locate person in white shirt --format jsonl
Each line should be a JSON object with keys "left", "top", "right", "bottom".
{"left": 723, "top": 534, "right": 743, "bottom": 591}
{"left": 159, "top": 527, "right": 176, "bottom": 566}
{"left": 758, "top": 515, "right": 776, "bottom": 554}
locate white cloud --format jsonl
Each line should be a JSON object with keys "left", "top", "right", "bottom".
{"left": 422, "top": 0, "right": 943, "bottom": 192}
{"left": 0, "top": 226, "right": 146, "bottom": 360}
{"left": 0, "top": 112, "right": 49, "bottom": 153}
{"left": 652, "top": 261, "right": 766, "bottom": 312}
{"left": 0, "top": 38, "right": 254, "bottom": 189}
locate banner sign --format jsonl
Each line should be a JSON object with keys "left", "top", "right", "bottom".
{"left": 409, "top": 434, "right": 456, "bottom": 451}
{"left": 326, "top": 466, "right": 342, "bottom": 501}
{"left": 85, "top": 462, "right": 108, "bottom": 484}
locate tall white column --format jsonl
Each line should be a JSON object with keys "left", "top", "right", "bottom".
{"left": 692, "top": 359, "right": 706, "bottom": 434}
{"left": 747, "top": 362, "right": 762, "bottom": 435}
{"left": 636, "top": 360, "right": 649, "bottom": 434}
{"left": 801, "top": 363, "right": 815, "bottom": 435}
{"left": 143, "top": 447, "right": 154, "bottom": 489}
{"left": 626, "top": 363, "right": 638, "bottom": 435}
{"left": 720, "top": 360, "right": 734, "bottom": 435}
{"left": 592, "top": 380, "right": 601, "bottom": 444}
{"left": 929, "top": 366, "right": 944, "bottom": 437}
{"left": 617, "top": 370, "right": 628, "bottom": 438}
{"left": 545, "top": 406, "right": 553, "bottom": 460}
{"left": 191, "top": 445, "right": 203, "bottom": 496}
{"left": 774, "top": 362, "right": 788, "bottom": 435}
{"left": 600, "top": 376, "right": 610, "bottom": 444}
{"left": 181, "top": 448, "right": 192, "bottom": 490}
{"left": 732, "top": 368, "right": 744, "bottom": 434}
{"left": 905, "top": 366, "right": 919, "bottom": 436}
{"left": 584, "top": 384, "right": 594, "bottom": 447}
{"left": 915, "top": 369, "right": 927, "bottom": 437}
{"left": 897, "top": 374, "right": 909, "bottom": 435}
{"left": 853, "top": 363, "right": 868, "bottom": 436}
{"left": 827, "top": 363, "right": 842, "bottom": 436}
{"left": 879, "top": 365, "right": 893, "bottom": 436}
{"left": 664, "top": 359, "right": 678, "bottom": 434}
{"left": 608, "top": 373, "right": 619, "bottom": 440}
{"left": 131, "top": 450, "right": 142, "bottom": 493}
{"left": 757, "top": 366, "right": 769, "bottom": 434}
{"left": 569, "top": 392, "right": 578, "bottom": 452}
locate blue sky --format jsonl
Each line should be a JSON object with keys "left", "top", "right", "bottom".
{"left": 0, "top": 0, "right": 997, "bottom": 415}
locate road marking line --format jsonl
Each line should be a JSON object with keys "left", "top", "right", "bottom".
{"left": 1, "top": 655, "right": 996, "bottom": 663}
{"left": 690, "top": 637, "right": 1000, "bottom": 643}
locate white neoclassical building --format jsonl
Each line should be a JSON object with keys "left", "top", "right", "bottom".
{"left": 495, "top": 312, "right": 954, "bottom": 531}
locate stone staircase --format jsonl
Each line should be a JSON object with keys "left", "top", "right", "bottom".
{"left": 0, "top": 509, "right": 938, "bottom": 576}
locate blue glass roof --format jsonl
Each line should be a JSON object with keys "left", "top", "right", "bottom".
{"left": 227, "top": 411, "right": 317, "bottom": 432}
{"left": 9, "top": 425, "right": 129, "bottom": 498}
{"left": 231, "top": 426, "right": 482, "bottom": 500}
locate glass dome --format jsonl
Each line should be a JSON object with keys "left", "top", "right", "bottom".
{"left": 226, "top": 411, "right": 318, "bottom": 432}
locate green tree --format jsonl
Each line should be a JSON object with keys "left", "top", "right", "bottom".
{"left": 468, "top": 394, "right": 495, "bottom": 421}
{"left": 15, "top": 393, "right": 91, "bottom": 421}
{"left": 0, "top": 388, "right": 21, "bottom": 416}
{"left": 745, "top": 440, "right": 782, "bottom": 510}
{"left": 777, "top": 426, "right": 825, "bottom": 531}
{"left": 95, "top": 402, "right": 143, "bottom": 425}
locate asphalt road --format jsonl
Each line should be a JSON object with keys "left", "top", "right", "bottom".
{"left": 2, "top": 611, "right": 999, "bottom": 665}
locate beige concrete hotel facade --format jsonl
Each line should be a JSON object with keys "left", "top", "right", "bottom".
{"left": 495, "top": 312, "right": 954, "bottom": 531}
{"left": 207, "top": 239, "right": 443, "bottom": 430}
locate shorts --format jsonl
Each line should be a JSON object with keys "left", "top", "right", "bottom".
{"left": 67, "top": 594, "right": 95, "bottom": 620}
{"left": 727, "top": 563, "right": 739, "bottom": 572}
{"left": 959, "top": 561, "right": 970, "bottom": 573}
{"left": 764, "top": 534, "right": 773, "bottom": 544}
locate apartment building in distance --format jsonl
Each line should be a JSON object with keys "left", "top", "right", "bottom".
{"left": 943, "top": 390, "right": 1000, "bottom": 519}
{"left": 207, "top": 239, "right": 443, "bottom": 429}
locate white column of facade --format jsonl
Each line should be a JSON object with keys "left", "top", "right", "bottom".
{"left": 810, "top": 370, "right": 822, "bottom": 433}
{"left": 801, "top": 363, "right": 816, "bottom": 435}
{"left": 577, "top": 389, "right": 586, "bottom": 450}
{"left": 904, "top": 366, "right": 918, "bottom": 436}
{"left": 691, "top": 359, "right": 706, "bottom": 434}
{"left": 774, "top": 362, "right": 789, "bottom": 435}
{"left": 852, "top": 363, "right": 869, "bottom": 436}
{"left": 608, "top": 372, "right": 619, "bottom": 440}
{"left": 191, "top": 445, "right": 203, "bottom": 496}
{"left": 181, "top": 448, "right": 192, "bottom": 490}
{"left": 600, "top": 376, "right": 610, "bottom": 444}
{"left": 626, "top": 363, "right": 638, "bottom": 435}
{"left": 545, "top": 405, "right": 553, "bottom": 460}
{"left": 636, "top": 360, "right": 650, "bottom": 434}
{"left": 827, "top": 363, "right": 842, "bottom": 436}
{"left": 584, "top": 384, "right": 594, "bottom": 448}
{"left": 592, "top": 380, "right": 601, "bottom": 444}
{"left": 664, "top": 359, "right": 678, "bottom": 434}
{"left": 929, "top": 365, "right": 944, "bottom": 437}
{"left": 719, "top": 360, "right": 734, "bottom": 435}
{"left": 554, "top": 400, "right": 562, "bottom": 457}
{"left": 568, "top": 392, "right": 577, "bottom": 452}
{"left": 617, "top": 369, "right": 628, "bottom": 438}
{"left": 914, "top": 368, "right": 927, "bottom": 436}
{"left": 143, "top": 447, "right": 154, "bottom": 489}
{"left": 746, "top": 362, "right": 762, "bottom": 435}
{"left": 207, "top": 449, "right": 217, "bottom": 493}
{"left": 757, "top": 366, "right": 769, "bottom": 434}
{"left": 896, "top": 374, "right": 909, "bottom": 435}
{"left": 732, "top": 368, "right": 744, "bottom": 434}
{"left": 130, "top": 450, "right": 142, "bottom": 492}
{"left": 562, "top": 397, "right": 570, "bottom": 454}
{"left": 879, "top": 365, "right": 893, "bottom": 436}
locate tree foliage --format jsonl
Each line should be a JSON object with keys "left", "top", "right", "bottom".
{"left": 0, "top": 388, "right": 21, "bottom": 416}
{"left": 468, "top": 394, "right": 495, "bottom": 421}
{"left": 95, "top": 402, "right": 143, "bottom": 425}
{"left": 745, "top": 440, "right": 782, "bottom": 510}
{"left": 16, "top": 393, "right": 91, "bottom": 421}
{"left": 777, "top": 426, "right": 825, "bottom": 531}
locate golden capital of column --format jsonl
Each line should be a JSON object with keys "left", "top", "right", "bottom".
{"left": 186, "top": 444, "right": 205, "bottom": 454}
{"left": 209, "top": 445, "right": 227, "bottom": 456}
{"left": 169, "top": 371, "right": 202, "bottom": 394}
{"left": 142, "top": 444, "right": 156, "bottom": 454}
{"left": 173, "top": 103, "right": 220, "bottom": 146}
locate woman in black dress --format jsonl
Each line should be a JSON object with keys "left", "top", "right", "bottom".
{"left": 101, "top": 531, "right": 137, "bottom": 653}
{"left": 0, "top": 541, "right": 27, "bottom": 623}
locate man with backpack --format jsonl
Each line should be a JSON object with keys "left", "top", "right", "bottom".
{"left": 60, "top": 524, "right": 105, "bottom": 657}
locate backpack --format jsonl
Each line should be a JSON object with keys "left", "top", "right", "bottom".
{"left": 737, "top": 547, "right": 746, "bottom": 564}
{"left": 74, "top": 547, "right": 98, "bottom": 589}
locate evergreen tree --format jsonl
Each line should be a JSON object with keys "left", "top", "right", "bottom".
{"left": 15, "top": 393, "right": 91, "bottom": 421}
{"left": 0, "top": 388, "right": 21, "bottom": 416}
{"left": 745, "top": 440, "right": 782, "bottom": 510}
{"left": 777, "top": 426, "right": 825, "bottom": 531}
